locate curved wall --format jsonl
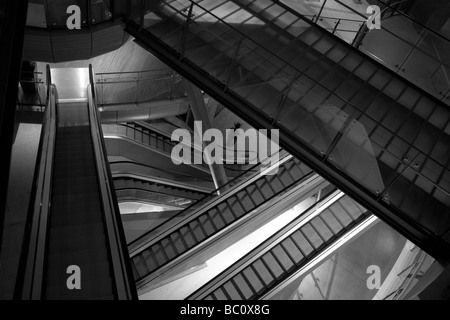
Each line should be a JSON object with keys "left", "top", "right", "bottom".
{"left": 23, "top": 22, "right": 129, "bottom": 62}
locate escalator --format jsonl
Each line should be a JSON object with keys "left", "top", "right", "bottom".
{"left": 188, "top": 190, "right": 376, "bottom": 300}
{"left": 123, "top": 0, "right": 450, "bottom": 260}
{"left": 129, "top": 154, "right": 329, "bottom": 289}
{"left": 15, "top": 66, "right": 137, "bottom": 300}
{"left": 104, "top": 121, "right": 263, "bottom": 179}
{"left": 46, "top": 124, "right": 113, "bottom": 299}
{"left": 102, "top": 122, "right": 212, "bottom": 180}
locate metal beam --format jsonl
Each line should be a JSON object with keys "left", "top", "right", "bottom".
{"left": 183, "top": 79, "right": 229, "bottom": 192}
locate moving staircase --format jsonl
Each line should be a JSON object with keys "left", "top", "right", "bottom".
{"left": 124, "top": 0, "right": 450, "bottom": 259}
{"left": 129, "top": 154, "right": 327, "bottom": 288}
{"left": 15, "top": 66, "right": 137, "bottom": 300}
{"left": 114, "top": 175, "right": 209, "bottom": 208}
{"left": 188, "top": 190, "right": 375, "bottom": 300}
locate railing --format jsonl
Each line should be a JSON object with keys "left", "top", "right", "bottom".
{"left": 277, "top": 0, "right": 450, "bottom": 103}
{"left": 104, "top": 121, "right": 265, "bottom": 181}
{"left": 88, "top": 64, "right": 138, "bottom": 299}
{"left": 127, "top": 121, "right": 260, "bottom": 164}
{"left": 305, "top": 14, "right": 365, "bottom": 37}
{"left": 14, "top": 65, "right": 57, "bottom": 299}
{"left": 95, "top": 69, "right": 186, "bottom": 106}
{"left": 17, "top": 71, "right": 47, "bottom": 111}
{"left": 378, "top": 243, "right": 435, "bottom": 300}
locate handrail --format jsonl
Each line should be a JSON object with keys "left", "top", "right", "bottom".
{"left": 88, "top": 64, "right": 138, "bottom": 300}
{"left": 308, "top": 14, "right": 366, "bottom": 24}
{"left": 380, "top": 247, "right": 432, "bottom": 300}
{"left": 95, "top": 69, "right": 184, "bottom": 106}
{"left": 14, "top": 64, "right": 57, "bottom": 299}
{"left": 114, "top": 175, "right": 209, "bottom": 195}
{"left": 115, "top": 187, "right": 197, "bottom": 207}
{"left": 110, "top": 160, "right": 214, "bottom": 183}
{"left": 96, "top": 74, "right": 178, "bottom": 84}
{"left": 130, "top": 121, "right": 261, "bottom": 162}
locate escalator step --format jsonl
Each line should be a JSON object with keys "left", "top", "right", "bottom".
{"left": 50, "top": 183, "right": 99, "bottom": 195}
{"left": 53, "top": 175, "right": 98, "bottom": 187}
{"left": 55, "top": 135, "right": 92, "bottom": 144}
{"left": 51, "top": 202, "right": 102, "bottom": 216}
{"left": 54, "top": 148, "right": 95, "bottom": 156}
{"left": 46, "top": 246, "right": 109, "bottom": 268}
{"left": 49, "top": 211, "right": 104, "bottom": 228}
{"left": 46, "top": 261, "right": 111, "bottom": 287}
{"left": 49, "top": 223, "right": 105, "bottom": 241}
{"left": 52, "top": 193, "right": 102, "bottom": 206}
{"left": 53, "top": 161, "right": 96, "bottom": 171}
{"left": 51, "top": 167, "right": 97, "bottom": 178}
{"left": 48, "top": 235, "right": 107, "bottom": 255}
{"left": 45, "top": 276, "right": 114, "bottom": 300}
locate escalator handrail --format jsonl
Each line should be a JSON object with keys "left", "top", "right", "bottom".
{"left": 14, "top": 64, "right": 57, "bottom": 299}
{"left": 112, "top": 172, "right": 212, "bottom": 194}
{"left": 87, "top": 65, "right": 138, "bottom": 300}
{"left": 110, "top": 160, "right": 214, "bottom": 183}
{"left": 133, "top": 120, "right": 261, "bottom": 162}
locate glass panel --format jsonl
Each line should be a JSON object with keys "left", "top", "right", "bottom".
{"left": 280, "top": 0, "right": 450, "bottom": 106}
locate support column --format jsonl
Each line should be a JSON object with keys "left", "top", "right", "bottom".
{"left": 183, "top": 79, "right": 229, "bottom": 192}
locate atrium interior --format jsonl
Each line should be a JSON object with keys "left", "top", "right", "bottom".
{"left": 0, "top": 0, "right": 449, "bottom": 300}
